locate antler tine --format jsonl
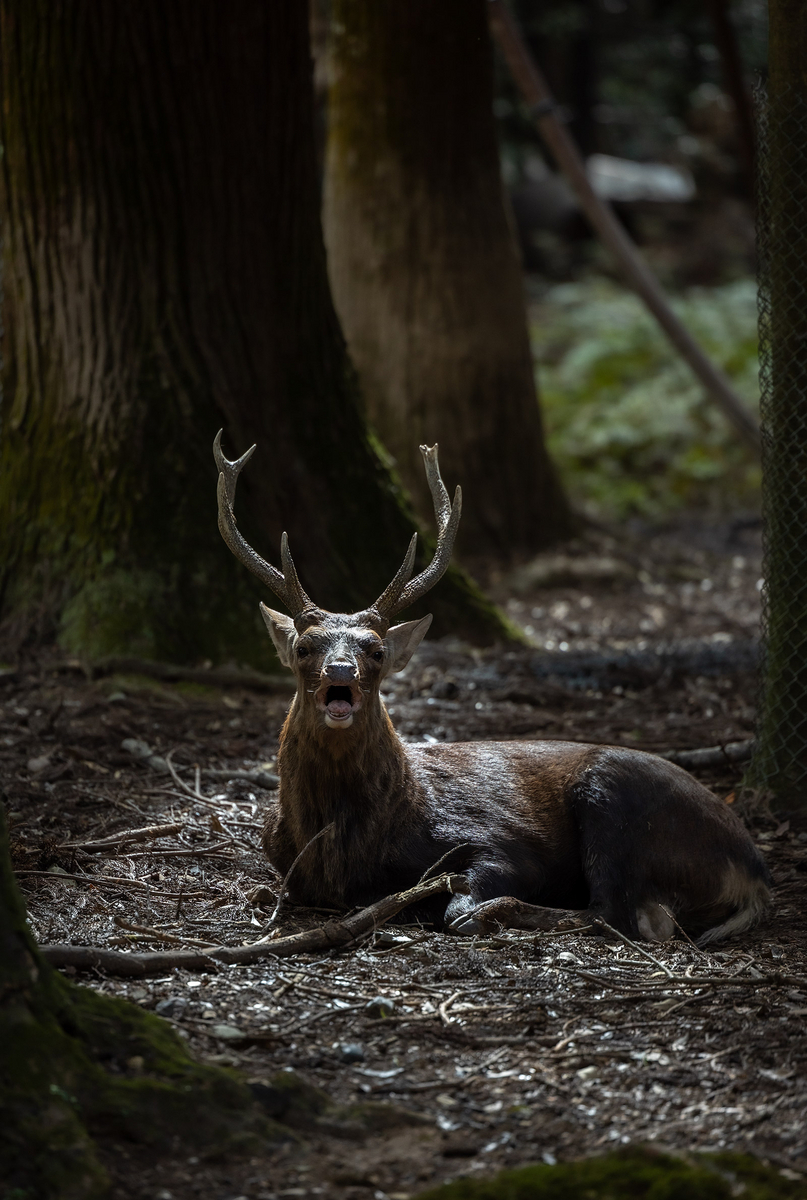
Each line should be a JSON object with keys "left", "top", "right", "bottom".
{"left": 213, "top": 430, "right": 310, "bottom": 615}
{"left": 373, "top": 532, "right": 418, "bottom": 618}
{"left": 377, "top": 445, "right": 462, "bottom": 619}
{"left": 280, "top": 531, "right": 313, "bottom": 615}
{"left": 420, "top": 443, "right": 453, "bottom": 537}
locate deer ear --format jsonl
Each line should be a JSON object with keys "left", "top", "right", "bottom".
{"left": 384, "top": 615, "right": 433, "bottom": 675}
{"left": 260, "top": 603, "right": 296, "bottom": 668}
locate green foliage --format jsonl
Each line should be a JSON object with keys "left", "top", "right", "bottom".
{"left": 415, "top": 1146, "right": 805, "bottom": 1200}
{"left": 530, "top": 278, "right": 761, "bottom": 519}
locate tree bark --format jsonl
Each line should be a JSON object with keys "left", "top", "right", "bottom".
{"left": 748, "top": 0, "right": 807, "bottom": 807}
{"left": 0, "top": 803, "right": 280, "bottom": 1195}
{"left": 0, "top": 0, "right": 507, "bottom": 665}
{"left": 749, "top": 0, "right": 806, "bottom": 811}
{"left": 323, "top": 0, "right": 575, "bottom": 566}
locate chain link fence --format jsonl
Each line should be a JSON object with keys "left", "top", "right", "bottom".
{"left": 747, "top": 83, "right": 807, "bottom": 808}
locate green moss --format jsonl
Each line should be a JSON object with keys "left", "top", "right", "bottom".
{"left": 0, "top": 806, "right": 283, "bottom": 1199}
{"left": 414, "top": 1147, "right": 806, "bottom": 1200}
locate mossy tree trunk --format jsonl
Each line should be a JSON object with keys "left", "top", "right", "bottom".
{"left": 323, "top": 0, "right": 575, "bottom": 567}
{"left": 0, "top": 1, "right": 507, "bottom": 667}
{"left": 0, "top": 802, "right": 279, "bottom": 1196}
{"left": 749, "top": 0, "right": 807, "bottom": 807}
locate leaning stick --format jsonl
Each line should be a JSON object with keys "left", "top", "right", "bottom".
{"left": 38, "top": 871, "right": 470, "bottom": 978}
{"left": 257, "top": 821, "right": 336, "bottom": 935}
{"left": 488, "top": 0, "right": 760, "bottom": 453}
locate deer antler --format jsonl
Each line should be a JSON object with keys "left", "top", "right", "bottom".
{"left": 213, "top": 431, "right": 312, "bottom": 616}
{"left": 374, "top": 445, "right": 462, "bottom": 619}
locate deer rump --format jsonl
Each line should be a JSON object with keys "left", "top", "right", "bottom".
{"left": 214, "top": 434, "right": 771, "bottom": 945}
{"left": 263, "top": 738, "right": 770, "bottom": 946}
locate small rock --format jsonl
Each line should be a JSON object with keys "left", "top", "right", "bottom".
{"left": 155, "top": 996, "right": 188, "bottom": 1018}
{"left": 335, "top": 1041, "right": 365, "bottom": 1063}
{"left": 365, "top": 996, "right": 396, "bottom": 1019}
{"left": 436, "top": 1093, "right": 459, "bottom": 1108}
{"left": 27, "top": 754, "right": 51, "bottom": 775}
{"left": 212, "top": 1023, "right": 245, "bottom": 1041}
{"left": 121, "top": 737, "right": 169, "bottom": 773}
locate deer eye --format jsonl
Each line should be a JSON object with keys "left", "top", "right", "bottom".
{"left": 296, "top": 645, "right": 310, "bottom": 659}
{"left": 371, "top": 650, "right": 384, "bottom": 662}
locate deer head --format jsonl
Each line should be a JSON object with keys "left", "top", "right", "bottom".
{"left": 213, "top": 434, "right": 461, "bottom": 731}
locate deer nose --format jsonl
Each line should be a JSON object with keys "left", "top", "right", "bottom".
{"left": 323, "top": 661, "right": 357, "bottom": 684}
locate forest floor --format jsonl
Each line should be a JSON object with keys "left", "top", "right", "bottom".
{"left": 4, "top": 515, "right": 807, "bottom": 1200}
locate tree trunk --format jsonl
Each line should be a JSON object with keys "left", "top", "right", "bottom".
{"left": 0, "top": 0, "right": 507, "bottom": 666}
{"left": 323, "top": 0, "right": 575, "bottom": 567}
{"left": 748, "top": 0, "right": 807, "bottom": 807}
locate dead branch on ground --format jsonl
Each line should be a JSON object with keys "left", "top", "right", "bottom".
{"left": 38, "top": 871, "right": 469, "bottom": 977}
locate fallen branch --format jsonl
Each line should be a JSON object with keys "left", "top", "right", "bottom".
{"left": 39, "top": 871, "right": 469, "bottom": 977}
{"left": 659, "top": 739, "right": 755, "bottom": 769}
{"left": 58, "top": 822, "right": 183, "bottom": 853}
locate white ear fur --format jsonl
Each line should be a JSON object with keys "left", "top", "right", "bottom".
{"left": 260, "top": 603, "right": 296, "bottom": 668}
{"left": 384, "top": 614, "right": 433, "bottom": 675}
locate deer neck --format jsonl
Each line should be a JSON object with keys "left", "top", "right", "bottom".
{"left": 277, "top": 690, "right": 411, "bottom": 835}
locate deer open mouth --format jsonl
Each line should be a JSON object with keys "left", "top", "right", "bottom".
{"left": 318, "top": 684, "right": 361, "bottom": 729}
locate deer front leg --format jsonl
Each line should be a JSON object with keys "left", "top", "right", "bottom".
{"left": 446, "top": 894, "right": 590, "bottom": 935}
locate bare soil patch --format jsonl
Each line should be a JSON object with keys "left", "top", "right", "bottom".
{"left": 3, "top": 518, "right": 806, "bottom": 1200}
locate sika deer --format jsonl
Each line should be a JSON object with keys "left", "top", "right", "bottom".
{"left": 214, "top": 434, "right": 770, "bottom": 943}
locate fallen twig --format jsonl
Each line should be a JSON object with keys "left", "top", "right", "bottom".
{"left": 116, "top": 842, "right": 235, "bottom": 859}
{"left": 555, "top": 961, "right": 807, "bottom": 991}
{"left": 113, "top": 917, "right": 219, "bottom": 949}
{"left": 592, "top": 917, "right": 675, "bottom": 979}
{"left": 439, "top": 990, "right": 462, "bottom": 1026}
{"left": 38, "top": 871, "right": 469, "bottom": 976}
{"left": 58, "top": 822, "right": 183, "bottom": 853}
{"left": 15, "top": 869, "right": 207, "bottom": 899}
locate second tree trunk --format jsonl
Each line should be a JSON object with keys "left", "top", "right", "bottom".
{"left": 324, "top": 0, "right": 575, "bottom": 566}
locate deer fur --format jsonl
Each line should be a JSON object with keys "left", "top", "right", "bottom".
{"left": 260, "top": 605, "right": 770, "bottom": 942}
{"left": 214, "top": 435, "right": 771, "bottom": 943}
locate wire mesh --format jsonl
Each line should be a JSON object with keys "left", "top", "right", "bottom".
{"left": 747, "top": 82, "right": 807, "bottom": 807}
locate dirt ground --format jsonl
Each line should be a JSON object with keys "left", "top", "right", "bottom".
{"left": 4, "top": 517, "right": 807, "bottom": 1200}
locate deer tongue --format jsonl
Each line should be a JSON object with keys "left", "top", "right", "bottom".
{"left": 326, "top": 698, "right": 353, "bottom": 720}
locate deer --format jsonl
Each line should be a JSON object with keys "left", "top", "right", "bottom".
{"left": 213, "top": 433, "right": 771, "bottom": 944}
